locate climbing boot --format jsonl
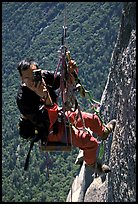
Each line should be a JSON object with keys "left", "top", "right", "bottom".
{"left": 96, "top": 162, "right": 111, "bottom": 174}
{"left": 102, "top": 119, "right": 116, "bottom": 140}
{"left": 86, "top": 162, "right": 111, "bottom": 175}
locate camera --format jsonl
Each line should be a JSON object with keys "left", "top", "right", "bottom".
{"left": 33, "top": 69, "right": 42, "bottom": 87}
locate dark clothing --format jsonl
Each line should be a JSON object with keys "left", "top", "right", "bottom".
{"left": 17, "top": 70, "right": 60, "bottom": 116}
{"left": 17, "top": 70, "right": 60, "bottom": 140}
{"left": 17, "top": 85, "right": 40, "bottom": 115}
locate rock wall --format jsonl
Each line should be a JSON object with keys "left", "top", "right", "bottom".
{"left": 66, "top": 2, "right": 136, "bottom": 202}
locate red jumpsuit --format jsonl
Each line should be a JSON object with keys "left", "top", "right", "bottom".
{"left": 45, "top": 104, "right": 105, "bottom": 165}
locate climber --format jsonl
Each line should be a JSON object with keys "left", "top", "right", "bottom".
{"left": 16, "top": 59, "right": 116, "bottom": 174}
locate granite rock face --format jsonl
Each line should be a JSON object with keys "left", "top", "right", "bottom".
{"left": 66, "top": 2, "right": 136, "bottom": 202}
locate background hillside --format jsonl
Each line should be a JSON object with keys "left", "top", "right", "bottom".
{"left": 2, "top": 2, "right": 123, "bottom": 202}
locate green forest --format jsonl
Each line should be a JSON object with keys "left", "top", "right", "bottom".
{"left": 2, "top": 2, "right": 123, "bottom": 202}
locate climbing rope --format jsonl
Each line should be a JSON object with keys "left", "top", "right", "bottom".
{"left": 59, "top": 4, "right": 79, "bottom": 202}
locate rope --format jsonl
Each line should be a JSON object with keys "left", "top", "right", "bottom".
{"left": 97, "top": 140, "right": 105, "bottom": 160}
{"left": 68, "top": 118, "right": 73, "bottom": 202}
{"left": 45, "top": 152, "right": 53, "bottom": 178}
{"left": 54, "top": 57, "right": 62, "bottom": 79}
{"left": 61, "top": 4, "right": 74, "bottom": 202}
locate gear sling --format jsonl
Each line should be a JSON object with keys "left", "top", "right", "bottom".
{"left": 39, "top": 23, "right": 74, "bottom": 152}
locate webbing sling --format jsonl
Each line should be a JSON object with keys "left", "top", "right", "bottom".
{"left": 24, "top": 135, "right": 40, "bottom": 171}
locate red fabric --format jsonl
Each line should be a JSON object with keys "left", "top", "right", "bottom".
{"left": 66, "top": 110, "right": 104, "bottom": 165}
{"left": 44, "top": 103, "right": 58, "bottom": 129}
{"left": 47, "top": 107, "right": 106, "bottom": 165}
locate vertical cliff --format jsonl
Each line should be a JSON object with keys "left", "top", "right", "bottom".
{"left": 66, "top": 2, "right": 136, "bottom": 202}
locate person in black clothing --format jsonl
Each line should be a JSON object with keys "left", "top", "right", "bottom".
{"left": 17, "top": 59, "right": 60, "bottom": 143}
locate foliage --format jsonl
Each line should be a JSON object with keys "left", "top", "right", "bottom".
{"left": 2, "top": 2, "right": 123, "bottom": 202}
